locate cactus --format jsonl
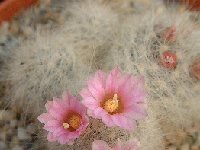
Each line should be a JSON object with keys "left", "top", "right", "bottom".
{"left": 2, "top": 0, "right": 200, "bottom": 149}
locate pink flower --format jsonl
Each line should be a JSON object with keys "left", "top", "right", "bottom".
{"left": 92, "top": 139, "right": 139, "bottom": 150}
{"left": 37, "top": 92, "right": 89, "bottom": 144}
{"left": 80, "top": 68, "right": 147, "bottom": 131}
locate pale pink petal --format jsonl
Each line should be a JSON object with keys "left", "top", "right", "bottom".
{"left": 53, "top": 127, "right": 68, "bottom": 137}
{"left": 87, "top": 109, "right": 97, "bottom": 118}
{"left": 101, "top": 114, "right": 115, "bottom": 127}
{"left": 119, "top": 76, "right": 145, "bottom": 105}
{"left": 61, "top": 93, "right": 71, "bottom": 107}
{"left": 124, "top": 104, "right": 147, "bottom": 120}
{"left": 93, "top": 107, "right": 107, "bottom": 118}
{"left": 52, "top": 100, "right": 67, "bottom": 115}
{"left": 37, "top": 113, "right": 54, "bottom": 124}
{"left": 46, "top": 120, "right": 61, "bottom": 127}
{"left": 69, "top": 98, "right": 86, "bottom": 114}
{"left": 80, "top": 88, "right": 93, "bottom": 98}
{"left": 105, "top": 68, "right": 121, "bottom": 93}
{"left": 131, "top": 76, "right": 146, "bottom": 102}
{"left": 111, "top": 115, "right": 136, "bottom": 131}
{"left": 57, "top": 134, "right": 70, "bottom": 145}
{"left": 68, "top": 95, "right": 81, "bottom": 110}
{"left": 43, "top": 120, "right": 61, "bottom": 132}
{"left": 48, "top": 107, "right": 64, "bottom": 121}
{"left": 76, "top": 102, "right": 87, "bottom": 114}
{"left": 95, "top": 70, "right": 106, "bottom": 87}
{"left": 118, "top": 75, "right": 134, "bottom": 94}
{"left": 114, "top": 141, "right": 122, "bottom": 150}
{"left": 89, "top": 70, "right": 106, "bottom": 90}
{"left": 47, "top": 132, "right": 57, "bottom": 142}
{"left": 82, "top": 97, "right": 99, "bottom": 110}
{"left": 45, "top": 101, "right": 53, "bottom": 110}
{"left": 87, "top": 82, "right": 105, "bottom": 102}
{"left": 81, "top": 115, "right": 90, "bottom": 127}
{"left": 92, "top": 140, "right": 111, "bottom": 150}
{"left": 86, "top": 70, "right": 106, "bottom": 101}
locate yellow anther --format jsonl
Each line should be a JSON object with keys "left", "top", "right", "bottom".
{"left": 68, "top": 115, "right": 81, "bottom": 130}
{"left": 104, "top": 94, "right": 119, "bottom": 113}
{"left": 63, "top": 123, "right": 69, "bottom": 129}
{"left": 63, "top": 113, "right": 82, "bottom": 131}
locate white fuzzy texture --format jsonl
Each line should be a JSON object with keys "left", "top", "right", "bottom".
{"left": 2, "top": 0, "right": 200, "bottom": 149}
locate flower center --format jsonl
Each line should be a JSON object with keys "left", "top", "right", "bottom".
{"left": 63, "top": 113, "right": 82, "bottom": 132}
{"left": 103, "top": 94, "right": 120, "bottom": 114}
